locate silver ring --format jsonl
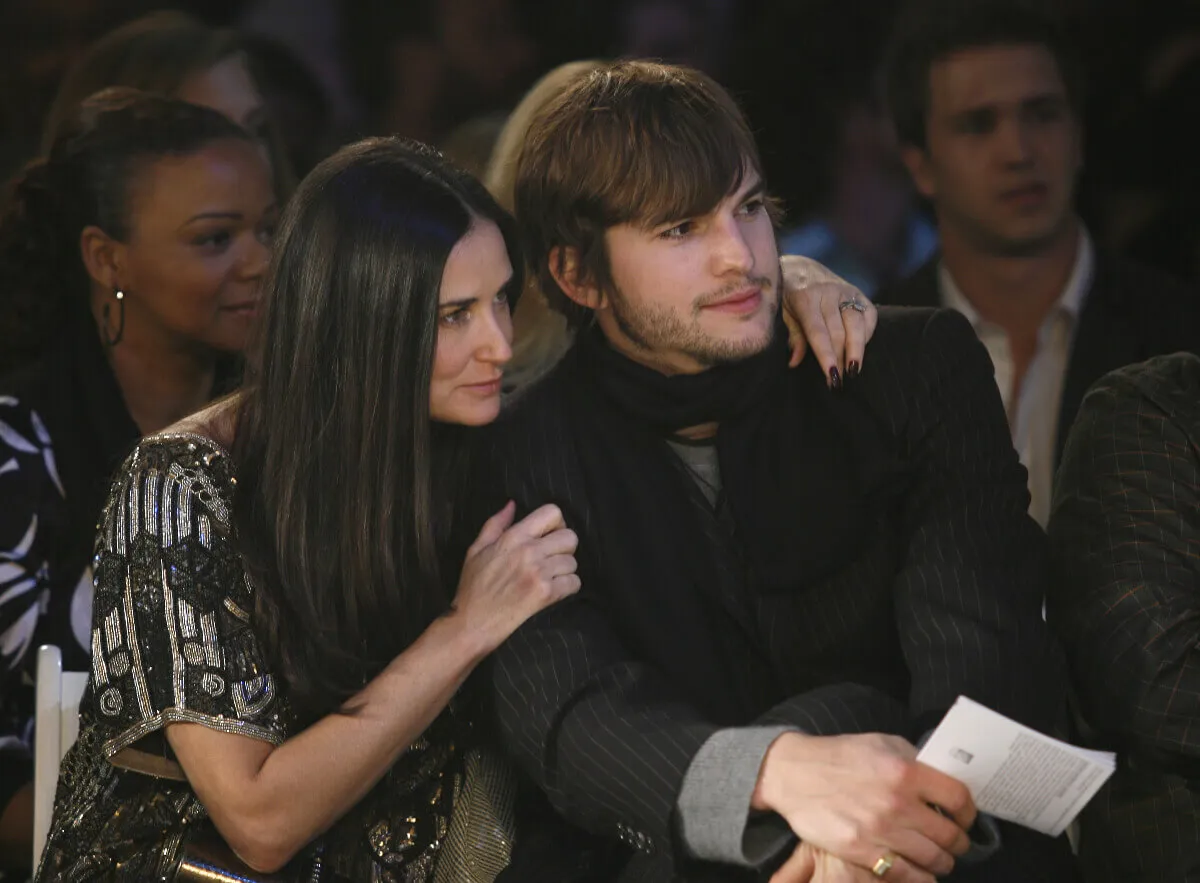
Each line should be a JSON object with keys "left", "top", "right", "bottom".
{"left": 839, "top": 299, "right": 867, "bottom": 314}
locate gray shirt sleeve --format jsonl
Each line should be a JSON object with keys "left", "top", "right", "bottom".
{"left": 675, "top": 726, "right": 797, "bottom": 866}
{"left": 676, "top": 725, "right": 1002, "bottom": 869}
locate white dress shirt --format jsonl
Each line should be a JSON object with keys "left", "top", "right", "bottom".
{"left": 938, "top": 231, "right": 1095, "bottom": 526}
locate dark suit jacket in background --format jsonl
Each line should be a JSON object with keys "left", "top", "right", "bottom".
{"left": 875, "top": 253, "right": 1200, "bottom": 467}
{"left": 474, "top": 308, "right": 1078, "bottom": 881}
{"left": 1048, "top": 353, "right": 1200, "bottom": 883}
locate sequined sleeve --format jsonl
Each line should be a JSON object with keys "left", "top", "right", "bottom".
{"left": 89, "top": 437, "right": 284, "bottom": 758}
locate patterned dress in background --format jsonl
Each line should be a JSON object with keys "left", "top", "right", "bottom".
{"left": 1, "top": 314, "right": 142, "bottom": 837}
{"left": 0, "top": 396, "right": 94, "bottom": 763}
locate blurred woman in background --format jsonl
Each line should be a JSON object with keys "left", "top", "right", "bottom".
{"left": 43, "top": 10, "right": 293, "bottom": 202}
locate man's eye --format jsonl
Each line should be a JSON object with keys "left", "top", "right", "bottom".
{"left": 660, "top": 221, "right": 693, "bottom": 239}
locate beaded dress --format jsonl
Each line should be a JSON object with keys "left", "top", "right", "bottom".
{"left": 34, "top": 434, "right": 469, "bottom": 883}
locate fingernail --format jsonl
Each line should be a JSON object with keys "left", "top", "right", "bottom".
{"left": 847, "top": 361, "right": 860, "bottom": 380}
{"left": 829, "top": 366, "right": 842, "bottom": 389}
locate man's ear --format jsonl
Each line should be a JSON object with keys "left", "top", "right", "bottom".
{"left": 548, "top": 245, "right": 608, "bottom": 310}
{"left": 79, "top": 225, "right": 124, "bottom": 291}
{"left": 901, "top": 145, "right": 937, "bottom": 201}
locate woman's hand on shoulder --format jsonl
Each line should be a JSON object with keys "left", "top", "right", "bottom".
{"left": 451, "top": 501, "right": 580, "bottom": 656}
{"left": 779, "top": 255, "right": 877, "bottom": 387}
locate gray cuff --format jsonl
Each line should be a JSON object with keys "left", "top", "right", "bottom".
{"left": 960, "top": 813, "right": 1002, "bottom": 863}
{"left": 676, "top": 726, "right": 797, "bottom": 866}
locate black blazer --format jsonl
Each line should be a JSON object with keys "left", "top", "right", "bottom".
{"left": 1048, "top": 353, "right": 1200, "bottom": 882}
{"left": 474, "top": 308, "right": 1078, "bottom": 881}
{"left": 875, "top": 253, "right": 1200, "bottom": 465}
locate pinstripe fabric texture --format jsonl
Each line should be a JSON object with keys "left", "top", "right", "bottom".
{"left": 1048, "top": 353, "right": 1200, "bottom": 882}
{"left": 478, "top": 307, "right": 1076, "bottom": 880}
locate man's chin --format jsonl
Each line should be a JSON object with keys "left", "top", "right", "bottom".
{"left": 984, "top": 213, "right": 1075, "bottom": 257}
{"left": 696, "top": 318, "right": 776, "bottom": 366}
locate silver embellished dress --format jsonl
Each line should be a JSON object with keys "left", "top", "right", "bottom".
{"left": 34, "top": 435, "right": 463, "bottom": 882}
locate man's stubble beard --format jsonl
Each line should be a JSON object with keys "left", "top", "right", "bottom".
{"left": 608, "top": 272, "right": 780, "bottom": 369}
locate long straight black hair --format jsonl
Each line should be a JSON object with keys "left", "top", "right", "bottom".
{"left": 232, "top": 138, "right": 524, "bottom": 725}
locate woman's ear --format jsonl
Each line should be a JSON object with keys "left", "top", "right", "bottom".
{"left": 548, "top": 245, "right": 608, "bottom": 310}
{"left": 79, "top": 225, "right": 124, "bottom": 291}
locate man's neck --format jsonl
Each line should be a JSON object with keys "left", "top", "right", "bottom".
{"left": 594, "top": 314, "right": 720, "bottom": 438}
{"left": 939, "top": 218, "right": 1081, "bottom": 340}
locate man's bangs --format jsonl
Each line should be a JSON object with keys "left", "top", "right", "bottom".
{"left": 600, "top": 114, "right": 758, "bottom": 230}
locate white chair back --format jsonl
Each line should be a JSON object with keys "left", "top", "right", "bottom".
{"left": 32, "top": 644, "right": 89, "bottom": 871}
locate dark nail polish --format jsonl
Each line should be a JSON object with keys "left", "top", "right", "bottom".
{"left": 829, "top": 366, "right": 842, "bottom": 389}
{"left": 847, "top": 361, "right": 860, "bottom": 380}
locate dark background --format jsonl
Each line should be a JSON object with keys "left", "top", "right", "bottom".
{"left": 3, "top": 0, "right": 1199, "bottom": 285}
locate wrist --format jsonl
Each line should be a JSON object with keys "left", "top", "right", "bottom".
{"left": 429, "top": 607, "right": 493, "bottom": 669}
{"left": 751, "top": 731, "right": 805, "bottom": 812}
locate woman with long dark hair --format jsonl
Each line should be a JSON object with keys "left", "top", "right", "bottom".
{"left": 0, "top": 89, "right": 275, "bottom": 872}
{"left": 33, "top": 137, "right": 579, "bottom": 882}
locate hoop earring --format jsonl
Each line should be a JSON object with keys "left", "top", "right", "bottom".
{"left": 101, "top": 289, "right": 125, "bottom": 347}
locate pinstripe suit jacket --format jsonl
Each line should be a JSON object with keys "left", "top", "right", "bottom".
{"left": 476, "top": 307, "right": 1076, "bottom": 880}
{"left": 1048, "top": 353, "right": 1200, "bottom": 882}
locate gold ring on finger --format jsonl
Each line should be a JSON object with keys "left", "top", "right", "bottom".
{"left": 871, "top": 852, "right": 897, "bottom": 877}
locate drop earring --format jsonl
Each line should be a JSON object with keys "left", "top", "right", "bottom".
{"left": 101, "top": 289, "right": 125, "bottom": 347}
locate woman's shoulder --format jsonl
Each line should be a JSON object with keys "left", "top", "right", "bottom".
{"left": 129, "top": 431, "right": 233, "bottom": 473}
{"left": 102, "top": 432, "right": 238, "bottom": 547}
{"left": 138, "top": 430, "right": 232, "bottom": 462}
{"left": 130, "top": 428, "right": 233, "bottom": 478}
{"left": 96, "top": 432, "right": 254, "bottom": 640}
{"left": 130, "top": 399, "right": 237, "bottom": 480}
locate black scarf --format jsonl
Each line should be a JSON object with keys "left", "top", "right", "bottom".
{"left": 565, "top": 319, "right": 875, "bottom": 722}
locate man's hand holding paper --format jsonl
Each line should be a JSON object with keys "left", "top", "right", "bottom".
{"left": 752, "top": 732, "right": 976, "bottom": 882}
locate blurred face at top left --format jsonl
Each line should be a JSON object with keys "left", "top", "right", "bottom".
{"left": 102, "top": 137, "right": 277, "bottom": 354}
{"left": 176, "top": 53, "right": 271, "bottom": 144}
